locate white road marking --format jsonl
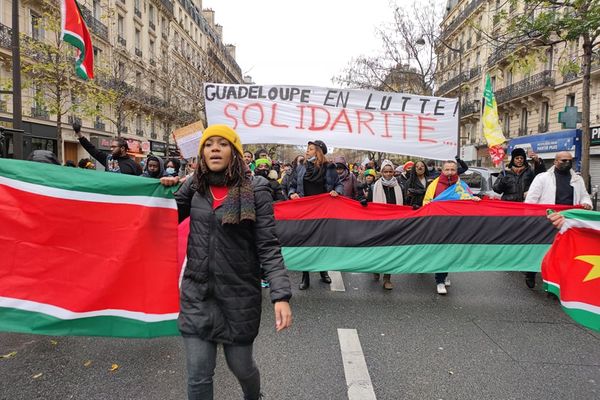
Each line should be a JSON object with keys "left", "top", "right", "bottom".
{"left": 337, "top": 328, "right": 377, "bottom": 400}
{"left": 329, "top": 271, "right": 346, "bottom": 292}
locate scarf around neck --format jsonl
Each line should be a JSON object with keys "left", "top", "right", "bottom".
{"left": 206, "top": 172, "right": 255, "bottom": 224}
{"left": 380, "top": 176, "right": 399, "bottom": 187}
{"left": 435, "top": 174, "right": 459, "bottom": 198}
{"left": 304, "top": 160, "right": 327, "bottom": 184}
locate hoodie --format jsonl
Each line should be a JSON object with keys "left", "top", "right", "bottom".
{"left": 141, "top": 155, "right": 165, "bottom": 178}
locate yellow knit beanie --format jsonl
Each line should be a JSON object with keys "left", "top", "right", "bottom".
{"left": 198, "top": 124, "right": 244, "bottom": 157}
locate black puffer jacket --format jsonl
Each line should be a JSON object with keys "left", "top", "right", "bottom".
{"left": 174, "top": 176, "right": 292, "bottom": 344}
{"left": 493, "top": 161, "right": 546, "bottom": 202}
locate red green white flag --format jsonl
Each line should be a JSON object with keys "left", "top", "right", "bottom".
{"left": 0, "top": 159, "right": 179, "bottom": 337}
{"left": 542, "top": 209, "right": 600, "bottom": 332}
{"left": 61, "top": 0, "right": 94, "bottom": 80}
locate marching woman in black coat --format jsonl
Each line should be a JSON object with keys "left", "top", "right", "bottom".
{"left": 288, "top": 140, "right": 344, "bottom": 290}
{"left": 161, "top": 124, "right": 292, "bottom": 400}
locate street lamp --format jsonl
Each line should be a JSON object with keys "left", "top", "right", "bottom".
{"left": 416, "top": 35, "right": 463, "bottom": 158}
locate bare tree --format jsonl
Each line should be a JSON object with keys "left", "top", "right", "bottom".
{"left": 333, "top": 0, "right": 441, "bottom": 95}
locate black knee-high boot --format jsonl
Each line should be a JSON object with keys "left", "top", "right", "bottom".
{"left": 299, "top": 271, "right": 310, "bottom": 290}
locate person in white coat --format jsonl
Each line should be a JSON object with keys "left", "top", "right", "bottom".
{"left": 524, "top": 151, "right": 592, "bottom": 288}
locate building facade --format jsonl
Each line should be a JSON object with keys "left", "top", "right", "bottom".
{"left": 435, "top": 0, "right": 600, "bottom": 190}
{"left": 0, "top": 0, "right": 242, "bottom": 163}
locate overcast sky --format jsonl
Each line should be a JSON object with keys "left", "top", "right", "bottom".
{"left": 201, "top": 0, "right": 403, "bottom": 87}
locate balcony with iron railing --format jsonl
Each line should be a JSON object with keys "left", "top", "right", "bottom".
{"left": 150, "top": 132, "right": 157, "bottom": 139}
{"left": 0, "top": 23, "right": 11, "bottom": 49}
{"left": 94, "top": 119, "right": 106, "bottom": 131}
{"left": 149, "top": 58, "right": 156, "bottom": 66}
{"left": 149, "top": 21, "right": 156, "bottom": 31}
{"left": 31, "top": 106, "right": 49, "bottom": 120}
{"left": 67, "top": 115, "right": 82, "bottom": 125}
{"left": 0, "top": 99, "right": 7, "bottom": 112}
{"left": 118, "top": 35, "right": 126, "bottom": 46}
{"left": 437, "top": 65, "right": 481, "bottom": 95}
{"left": 538, "top": 121, "right": 549, "bottom": 133}
{"left": 440, "top": 0, "right": 485, "bottom": 41}
{"left": 159, "top": 0, "right": 175, "bottom": 15}
{"left": 460, "top": 100, "right": 481, "bottom": 117}
{"left": 134, "top": 8, "right": 142, "bottom": 19}
{"left": 135, "top": 48, "right": 143, "bottom": 57}
{"left": 80, "top": 7, "right": 108, "bottom": 41}
{"left": 494, "top": 70, "right": 555, "bottom": 104}
{"left": 136, "top": 129, "right": 144, "bottom": 137}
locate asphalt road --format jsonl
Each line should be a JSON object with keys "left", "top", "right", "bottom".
{"left": 1, "top": 271, "right": 599, "bottom": 400}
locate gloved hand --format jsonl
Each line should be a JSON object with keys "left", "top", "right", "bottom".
{"left": 360, "top": 198, "right": 368, "bottom": 207}
{"left": 73, "top": 121, "right": 82, "bottom": 137}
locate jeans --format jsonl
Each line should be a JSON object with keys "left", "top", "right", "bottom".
{"left": 183, "top": 336, "right": 261, "bottom": 400}
{"left": 435, "top": 273, "right": 448, "bottom": 284}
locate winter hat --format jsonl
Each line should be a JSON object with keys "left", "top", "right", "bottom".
{"left": 364, "top": 169, "right": 376, "bottom": 178}
{"left": 199, "top": 124, "right": 244, "bottom": 157}
{"left": 308, "top": 140, "right": 328, "bottom": 155}
{"left": 508, "top": 148, "right": 527, "bottom": 167}
{"left": 395, "top": 165, "right": 404, "bottom": 174}
{"left": 255, "top": 157, "right": 272, "bottom": 168}
{"left": 403, "top": 161, "right": 415, "bottom": 171}
{"left": 334, "top": 156, "right": 348, "bottom": 169}
{"left": 380, "top": 159, "right": 395, "bottom": 172}
{"left": 268, "top": 170, "right": 279, "bottom": 180}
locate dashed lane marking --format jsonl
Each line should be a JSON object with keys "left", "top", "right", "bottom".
{"left": 337, "top": 328, "right": 377, "bottom": 400}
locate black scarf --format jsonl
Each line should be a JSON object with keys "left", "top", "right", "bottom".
{"left": 304, "top": 160, "right": 327, "bottom": 184}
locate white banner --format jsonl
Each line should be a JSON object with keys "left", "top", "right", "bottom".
{"left": 204, "top": 84, "right": 458, "bottom": 160}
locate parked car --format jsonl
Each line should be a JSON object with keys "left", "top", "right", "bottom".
{"left": 460, "top": 167, "right": 502, "bottom": 199}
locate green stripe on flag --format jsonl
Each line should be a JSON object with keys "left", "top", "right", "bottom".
{"left": 544, "top": 282, "right": 600, "bottom": 332}
{"left": 0, "top": 158, "right": 175, "bottom": 199}
{"left": 282, "top": 244, "right": 549, "bottom": 273}
{"left": 562, "top": 209, "right": 600, "bottom": 223}
{"left": 0, "top": 307, "right": 179, "bottom": 338}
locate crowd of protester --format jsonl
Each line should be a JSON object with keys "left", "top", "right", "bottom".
{"left": 29, "top": 122, "right": 594, "bottom": 295}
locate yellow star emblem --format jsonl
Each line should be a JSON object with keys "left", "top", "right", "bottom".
{"left": 575, "top": 255, "right": 600, "bottom": 282}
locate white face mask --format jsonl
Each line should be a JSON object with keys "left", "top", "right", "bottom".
{"left": 165, "top": 167, "right": 175, "bottom": 175}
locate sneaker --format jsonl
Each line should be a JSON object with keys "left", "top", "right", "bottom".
{"left": 444, "top": 278, "right": 451, "bottom": 287}
{"left": 261, "top": 280, "right": 270, "bottom": 288}
{"left": 436, "top": 283, "right": 447, "bottom": 295}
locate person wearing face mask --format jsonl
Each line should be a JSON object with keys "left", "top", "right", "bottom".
{"left": 493, "top": 148, "right": 546, "bottom": 202}
{"left": 369, "top": 160, "right": 403, "bottom": 290}
{"left": 289, "top": 140, "right": 343, "bottom": 290}
{"left": 255, "top": 158, "right": 285, "bottom": 201}
{"left": 524, "top": 151, "right": 592, "bottom": 288}
{"left": 164, "top": 158, "right": 181, "bottom": 178}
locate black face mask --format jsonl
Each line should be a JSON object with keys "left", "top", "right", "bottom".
{"left": 556, "top": 161, "right": 572, "bottom": 172}
{"left": 255, "top": 169, "right": 269, "bottom": 178}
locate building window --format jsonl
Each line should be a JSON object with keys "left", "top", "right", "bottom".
{"left": 136, "top": 71, "right": 142, "bottom": 88}
{"left": 93, "top": 46, "right": 102, "bottom": 62}
{"left": 491, "top": 76, "right": 496, "bottom": 91}
{"left": 545, "top": 48, "right": 553, "bottom": 71}
{"left": 149, "top": 5, "right": 155, "bottom": 24}
{"left": 136, "top": 114, "right": 142, "bottom": 131}
{"left": 506, "top": 69, "right": 513, "bottom": 86}
{"left": 31, "top": 11, "right": 44, "bottom": 40}
{"left": 93, "top": 0, "right": 101, "bottom": 20}
{"left": 149, "top": 39, "right": 154, "bottom": 57}
{"left": 135, "top": 29, "right": 141, "bottom": 49}
{"left": 520, "top": 108, "right": 528, "bottom": 135}
{"left": 503, "top": 112, "right": 510, "bottom": 136}
{"left": 118, "top": 15, "right": 124, "bottom": 37}
{"left": 540, "top": 101, "right": 549, "bottom": 132}
{"left": 566, "top": 94, "right": 576, "bottom": 107}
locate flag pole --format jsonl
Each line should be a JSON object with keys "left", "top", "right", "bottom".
{"left": 11, "top": 0, "right": 24, "bottom": 159}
